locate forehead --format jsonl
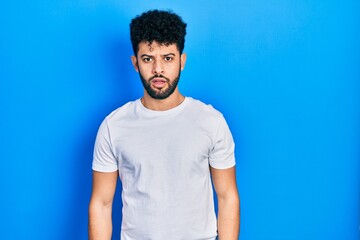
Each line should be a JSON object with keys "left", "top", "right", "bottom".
{"left": 137, "top": 41, "right": 179, "bottom": 55}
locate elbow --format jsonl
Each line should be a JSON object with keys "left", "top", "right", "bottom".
{"left": 89, "top": 197, "right": 114, "bottom": 215}
{"left": 217, "top": 188, "right": 240, "bottom": 204}
{"left": 217, "top": 190, "right": 240, "bottom": 214}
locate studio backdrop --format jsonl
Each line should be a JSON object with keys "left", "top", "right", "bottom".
{"left": 1, "top": 1, "right": 359, "bottom": 240}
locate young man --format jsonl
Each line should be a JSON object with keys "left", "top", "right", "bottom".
{"left": 89, "top": 10, "right": 240, "bottom": 240}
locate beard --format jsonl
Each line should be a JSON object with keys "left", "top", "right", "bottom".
{"left": 139, "top": 69, "right": 181, "bottom": 100}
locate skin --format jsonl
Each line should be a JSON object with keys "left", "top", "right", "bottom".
{"left": 88, "top": 41, "right": 240, "bottom": 240}
{"left": 211, "top": 166, "right": 240, "bottom": 239}
{"left": 89, "top": 171, "right": 118, "bottom": 240}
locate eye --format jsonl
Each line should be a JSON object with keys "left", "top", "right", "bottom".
{"left": 164, "top": 56, "right": 173, "bottom": 62}
{"left": 142, "top": 57, "right": 153, "bottom": 63}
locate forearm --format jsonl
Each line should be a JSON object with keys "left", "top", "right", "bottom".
{"left": 88, "top": 201, "right": 113, "bottom": 240}
{"left": 217, "top": 194, "right": 240, "bottom": 240}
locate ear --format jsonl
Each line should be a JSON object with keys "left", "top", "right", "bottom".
{"left": 180, "top": 53, "right": 187, "bottom": 71}
{"left": 131, "top": 55, "right": 139, "bottom": 72}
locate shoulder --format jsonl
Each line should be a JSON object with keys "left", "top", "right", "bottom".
{"left": 184, "top": 97, "right": 227, "bottom": 131}
{"left": 186, "top": 97, "right": 223, "bottom": 119}
{"left": 104, "top": 100, "right": 139, "bottom": 125}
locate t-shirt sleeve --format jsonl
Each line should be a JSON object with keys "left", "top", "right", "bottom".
{"left": 209, "top": 115, "right": 236, "bottom": 169}
{"left": 92, "top": 118, "right": 118, "bottom": 172}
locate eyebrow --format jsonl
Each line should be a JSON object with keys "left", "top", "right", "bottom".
{"left": 140, "top": 53, "right": 176, "bottom": 58}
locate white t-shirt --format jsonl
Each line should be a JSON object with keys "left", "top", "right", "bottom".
{"left": 92, "top": 97, "right": 235, "bottom": 240}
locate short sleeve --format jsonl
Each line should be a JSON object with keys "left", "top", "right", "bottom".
{"left": 209, "top": 115, "right": 236, "bottom": 169}
{"left": 92, "top": 118, "right": 118, "bottom": 172}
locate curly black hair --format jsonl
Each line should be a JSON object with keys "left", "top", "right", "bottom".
{"left": 130, "top": 10, "right": 187, "bottom": 55}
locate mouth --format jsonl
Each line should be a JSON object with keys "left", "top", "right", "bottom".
{"left": 151, "top": 77, "right": 167, "bottom": 89}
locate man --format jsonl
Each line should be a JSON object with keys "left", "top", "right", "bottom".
{"left": 89, "top": 10, "right": 240, "bottom": 240}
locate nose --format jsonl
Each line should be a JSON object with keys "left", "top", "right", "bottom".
{"left": 152, "top": 60, "right": 164, "bottom": 75}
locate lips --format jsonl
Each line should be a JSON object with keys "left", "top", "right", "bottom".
{"left": 151, "top": 77, "right": 167, "bottom": 88}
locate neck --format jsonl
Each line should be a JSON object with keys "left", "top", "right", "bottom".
{"left": 141, "top": 91, "right": 185, "bottom": 111}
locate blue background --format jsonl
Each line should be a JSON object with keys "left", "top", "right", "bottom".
{"left": 1, "top": 1, "right": 359, "bottom": 239}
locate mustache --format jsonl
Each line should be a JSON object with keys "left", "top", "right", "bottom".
{"left": 149, "top": 75, "right": 170, "bottom": 82}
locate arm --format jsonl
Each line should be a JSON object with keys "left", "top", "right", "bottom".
{"left": 211, "top": 166, "right": 240, "bottom": 240}
{"left": 88, "top": 170, "right": 118, "bottom": 240}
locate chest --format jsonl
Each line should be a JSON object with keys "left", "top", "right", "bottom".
{"left": 111, "top": 117, "right": 214, "bottom": 173}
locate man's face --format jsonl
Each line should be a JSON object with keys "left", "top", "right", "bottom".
{"left": 131, "top": 41, "right": 186, "bottom": 99}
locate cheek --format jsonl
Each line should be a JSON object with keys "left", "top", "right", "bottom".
{"left": 138, "top": 65, "right": 150, "bottom": 74}
{"left": 168, "top": 63, "right": 181, "bottom": 73}
{"left": 138, "top": 67, "right": 154, "bottom": 80}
